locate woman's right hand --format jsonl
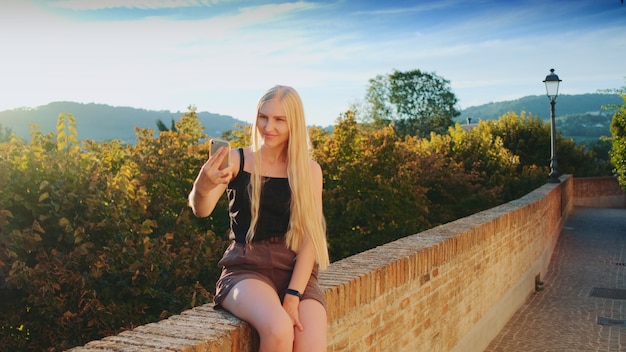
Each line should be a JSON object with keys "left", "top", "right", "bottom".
{"left": 188, "top": 146, "right": 234, "bottom": 218}
{"left": 198, "top": 146, "right": 234, "bottom": 188}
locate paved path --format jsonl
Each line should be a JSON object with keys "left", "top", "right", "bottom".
{"left": 485, "top": 207, "right": 626, "bottom": 352}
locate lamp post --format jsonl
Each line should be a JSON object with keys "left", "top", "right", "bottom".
{"left": 543, "top": 68, "right": 562, "bottom": 183}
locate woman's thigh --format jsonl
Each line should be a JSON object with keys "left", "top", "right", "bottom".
{"left": 294, "top": 298, "right": 327, "bottom": 352}
{"left": 220, "top": 278, "right": 292, "bottom": 334}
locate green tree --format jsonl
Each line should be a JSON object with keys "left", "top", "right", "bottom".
{"left": 220, "top": 123, "right": 252, "bottom": 148}
{"left": 363, "top": 69, "right": 460, "bottom": 138}
{"left": 486, "top": 112, "right": 555, "bottom": 168}
{"left": 156, "top": 118, "right": 177, "bottom": 132}
{"left": 312, "top": 111, "right": 431, "bottom": 260}
{"left": 447, "top": 123, "right": 521, "bottom": 207}
{"left": 610, "top": 91, "right": 626, "bottom": 189}
{"left": 406, "top": 132, "right": 496, "bottom": 224}
{"left": 0, "top": 123, "right": 12, "bottom": 143}
{"left": 312, "top": 109, "right": 562, "bottom": 261}
{"left": 484, "top": 111, "right": 611, "bottom": 181}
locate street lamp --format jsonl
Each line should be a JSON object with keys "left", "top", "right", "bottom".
{"left": 543, "top": 68, "right": 562, "bottom": 183}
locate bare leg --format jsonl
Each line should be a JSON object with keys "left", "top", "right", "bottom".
{"left": 221, "top": 279, "right": 294, "bottom": 352}
{"left": 293, "top": 299, "right": 327, "bottom": 352}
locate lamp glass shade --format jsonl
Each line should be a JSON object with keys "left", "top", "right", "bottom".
{"left": 545, "top": 80, "right": 560, "bottom": 98}
{"left": 543, "top": 69, "right": 561, "bottom": 99}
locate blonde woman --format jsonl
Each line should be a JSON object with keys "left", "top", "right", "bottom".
{"left": 189, "top": 85, "right": 330, "bottom": 352}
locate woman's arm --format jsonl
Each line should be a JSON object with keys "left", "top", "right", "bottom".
{"left": 188, "top": 147, "right": 235, "bottom": 218}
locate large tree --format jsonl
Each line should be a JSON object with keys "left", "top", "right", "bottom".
{"left": 363, "top": 69, "right": 460, "bottom": 138}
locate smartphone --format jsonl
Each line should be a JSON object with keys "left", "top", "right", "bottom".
{"left": 209, "top": 139, "right": 230, "bottom": 170}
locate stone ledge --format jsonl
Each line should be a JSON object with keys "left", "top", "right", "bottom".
{"left": 68, "top": 305, "right": 258, "bottom": 351}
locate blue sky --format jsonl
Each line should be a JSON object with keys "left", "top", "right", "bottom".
{"left": 1, "top": 0, "right": 624, "bottom": 127}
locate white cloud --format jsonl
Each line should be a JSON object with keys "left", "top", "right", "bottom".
{"left": 48, "top": 0, "right": 225, "bottom": 11}
{"left": 352, "top": 0, "right": 459, "bottom": 16}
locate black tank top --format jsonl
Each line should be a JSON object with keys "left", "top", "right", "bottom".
{"left": 227, "top": 148, "right": 291, "bottom": 242}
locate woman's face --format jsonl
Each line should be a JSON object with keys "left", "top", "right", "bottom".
{"left": 257, "top": 99, "right": 289, "bottom": 148}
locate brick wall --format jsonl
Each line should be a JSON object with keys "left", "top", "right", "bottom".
{"left": 574, "top": 176, "right": 625, "bottom": 208}
{"left": 69, "top": 176, "right": 576, "bottom": 352}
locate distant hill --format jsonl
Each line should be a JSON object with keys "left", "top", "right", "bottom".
{"left": 459, "top": 93, "right": 622, "bottom": 122}
{"left": 1, "top": 94, "right": 622, "bottom": 144}
{"left": 0, "top": 102, "right": 247, "bottom": 144}
{"left": 457, "top": 93, "right": 624, "bottom": 144}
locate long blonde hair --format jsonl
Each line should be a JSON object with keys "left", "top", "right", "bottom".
{"left": 247, "top": 85, "right": 330, "bottom": 269}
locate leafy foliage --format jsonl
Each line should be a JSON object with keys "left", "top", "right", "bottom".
{"left": 312, "top": 111, "right": 551, "bottom": 261}
{"left": 220, "top": 123, "right": 252, "bottom": 148}
{"left": 0, "top": 123, "right": 11, "bottom": 143}
{"left": 362, "top": 69, "right": 460, "bottom": 138}
{"left": 155, "top": 118, "right": 178, "bottom": 132}
{"left": 460, "top": 94, "right": 622, "bottom": 147}
{"left": 475, "top": 112, "right": 612, "bottom": 179}
{"left": 610, "top": 92, "right": 626, "bottom": 190}
{"left": 0, "top": 111, "right": 227, "bottom": 351}
{"left": 312, "top": 112, "right": 431, "bottom": 259}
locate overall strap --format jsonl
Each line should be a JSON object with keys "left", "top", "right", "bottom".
{"left": 238, "top": 148, "right": 244, "bottom": 172}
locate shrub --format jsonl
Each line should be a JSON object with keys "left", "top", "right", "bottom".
{"left": 0, "top": 113, "right": 227, "bottom": 351}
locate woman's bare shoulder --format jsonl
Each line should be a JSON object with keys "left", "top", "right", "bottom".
{"left": 236, "top": 146, "right": 254, "bottom": 174}
{"left": 229, "top": 146, "right": 250, "bottom": 176}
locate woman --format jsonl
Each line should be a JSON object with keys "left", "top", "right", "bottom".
{"left": 188, "top": 85, "right": 330, "bottom": 352}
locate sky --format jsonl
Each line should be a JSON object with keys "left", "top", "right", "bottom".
{"left": 1, "top": 0, "right": 624, "bottom": 127}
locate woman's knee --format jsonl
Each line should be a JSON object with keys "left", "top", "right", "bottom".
{"left": 259, "top": 314, "right": 294, "bottom": 349}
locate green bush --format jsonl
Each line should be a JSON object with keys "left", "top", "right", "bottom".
{"left": 311, "top": 111, "right": 546, "bottom": 261}
{"left": 0, "top": 113, "right": 227, "bottom": 351}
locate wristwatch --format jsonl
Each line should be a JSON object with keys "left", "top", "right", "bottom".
{"left": 285, "top": 288, "right": 303, "bottom": 300}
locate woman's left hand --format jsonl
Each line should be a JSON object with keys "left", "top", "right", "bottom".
{"left": 283, "top": 295, "right": 303, "bottom": 331}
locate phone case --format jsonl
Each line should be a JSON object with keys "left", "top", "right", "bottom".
{"left": 210, "top": 139, "right": 230, "bottom": 169}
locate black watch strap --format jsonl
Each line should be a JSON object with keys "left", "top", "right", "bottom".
{"left": 285, "top": 288, "right": 303, "bottom": 300}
